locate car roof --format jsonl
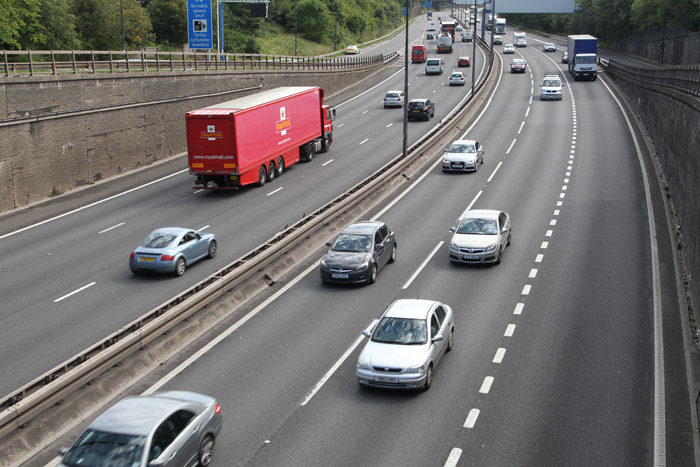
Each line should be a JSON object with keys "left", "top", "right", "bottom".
{"left": 462, "top": 209, "right": 502, "bottom": 221}
{"left": 384, "top": 299, "right": 441, "bottom": 320}
{"left": 86, "top": 391, "right": 211, "bottom": 435}
{"left": 459, "top": 56, "right": 469, "bottom": 59}
{"left": 451, "top": 139, "right": 477, "bottom": 145}
{"left": 386, "top": 90, "right": 403, "bottom": 94}
{"left": 150, "top": 227, "right": 191, "bottom": 236}
{"left": 513, "top": 58, "right": 525, "bottom": 63}
{"left": 341, "top": 221, "right": 384, "bottom": 235}
{"left": 409, "top": 98, "right": 428, "bottom": 103}
{"left": 451, "top": 72, "right": 464, "bottom": 75}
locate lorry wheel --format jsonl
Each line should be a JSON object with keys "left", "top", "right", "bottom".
{"left": 268, "top": 162, "right": 276, "bottom": 182}
{"left": 321, "top": 134, "right": 331, "bottom": 153}
{"left": 257, "top": 166, "right": 267, "bottom": 187}
{"left": 277, "top": 157, "right": 284, "bottom": 176}
{"left": 305, "top": 145, "right": 315, "bottom": 162}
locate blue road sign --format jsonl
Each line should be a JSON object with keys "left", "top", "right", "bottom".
{"left": 424, "top": 1, "right": 431, "bottom": 9}
{"left": 188, "top": 0, "right": 213, "bottom": 49}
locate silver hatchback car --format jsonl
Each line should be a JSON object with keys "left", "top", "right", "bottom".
{"left": 58, "top": 391, "right": 223, "bottom": 467}
{"left": 442, "top": 139, "right": 484, "bottom": 172}
{"left": 449, "top": 209, "right": 511, "bottom": 264}
{"left": 356, "top": 299, "right": 454, "bottom": 390}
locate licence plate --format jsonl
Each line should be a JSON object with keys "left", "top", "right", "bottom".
{"left": 139, "top": 257, "right": 156, "bottom": 262}
{"left": 463, "top": 255, "right": 479, "bottom": 260}
{"left": 453, "top": 163, "right": 464, "bottom": 168}
{"left": 332, "top": 273, "right": 349, "bottom": 279}
{"left": 375, "top": 376, "right": 399, "bottom": 383}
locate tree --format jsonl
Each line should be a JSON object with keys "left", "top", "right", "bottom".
{"left": 296, "top": 0, "right": 331, "bottom": 42}
{"left": 71, "top": 0, "right": 154, "bottom": 50}
{"left": 146, "top": 0, "right": 187, "bottom": 47}
{"left": 0, "top": 0, "right": 42, "bottom": 49}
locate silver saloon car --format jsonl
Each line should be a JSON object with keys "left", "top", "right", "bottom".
{"left": 58, "top": 391, "right": 223, "bottom": 467}
{"left": 449, "top": 209, "right": 511, "bottom": 264}
{"left": 357, "top": 299, "right": 454, "bottom": 390}
{"left": 130, "top": 227, "right": 217, "bottom": 276}
{"left": 442, "top": 139, "right": 484, "bottom": 172}
{"left": 320, "top": 221, "right": 397, "bottom": 284}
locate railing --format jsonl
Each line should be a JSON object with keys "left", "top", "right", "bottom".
{"left": 1, "top": 49, "right": 398, "bottom": 77}
{"left": 602, "top": 59, "right": 700, "bottom": 97}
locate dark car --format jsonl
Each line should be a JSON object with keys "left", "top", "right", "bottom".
{"left": 320, "top": 221, "right": 396, "bottom": 284}
{"left": 510, "top": 58, "right": 527, "bottom": 73}
{"left": 58, "top": 391, "right": 223, "bottom": 467}
{"left": 407, "top": 99, "right": 435, "bottom": 121}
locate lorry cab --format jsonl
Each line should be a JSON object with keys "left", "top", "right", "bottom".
{"left": 411, "top": 45, "right": 427, "bottom": 63}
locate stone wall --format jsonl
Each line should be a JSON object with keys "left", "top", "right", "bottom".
{"left": 608, "top": 72, "right": 700, "bottom": 316}
{"left": 609, "top": 24, "right": 700, "bottom": 66}
{"left": 0, "top": 64, "right": 389, "bottom": 212}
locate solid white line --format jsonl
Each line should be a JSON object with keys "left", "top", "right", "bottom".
{"left": 54, "top": 282, "right": 96, "bottom": 303}
{"left": 359, "top": 138, "right": 369, "bottom": 145}
{"left": 266, "top": 187, "right": 284, "bottom": 196}
{"left": 444, "top": 448, "right": 463, "bottom": 467}
{"left": 517, "top": 121, "right": 525, "bottom": 134}
{"left": 458, "top": 191, "right": 482, "bottom": 221}
{"left": 493, "top": 348, "right": 506, "bottom": 363}
{"left": 402, "top": 241, "right": 444, "bottom": 289}
{"left": 98, "top": 222, "right": 124, "bottom": 234}
{"left": 479, "top": 376, "right": 494, "bottom": 393}
{"left": 487, "top": 162, "right": 502, "bottom": 183}
{"left": 322, "top": 159, "right": 334, "bottom": 166}
{"left": 198, "top": 225, "right": 210, "bottom": 231}
{"left": 0, "top": 169, "right": 188, "bottom": 241}
{"left": 504, "top": 324, "right": 515, "bottom": 337}
{"left": 464, "top": 408, "right": 480, "bottom": 428}
{"left": 506, "top": 138, "right": 517, "bottom": 154}
{"left": 514, "top": 303, "right": 524, "bottom": 315}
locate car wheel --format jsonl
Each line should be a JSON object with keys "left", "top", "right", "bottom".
{"left": 267, "top": 162, "right": 276, "bottom": 182}
{"left": 130, "top": 269, "right": 137, "bottom": 275}
{"left": 389, "top": 244, "right": 397, "bottom": 263}
{"left": 423, "top": 364, "right": 433, "bottom": 390}
{"left": 208, "top": 240, "right": 217, "bottom": 259}
{"left": 495, "top": 248, "right": 502, "bottom": 265}
{"left": 174, "top": 257, "right": 186, "bottom": 276}
{"left": 257, "top": 165, "right": 267, "bottom": 187}
{"left": 446, "top": 328, "right": 454, "bottom": 352}
{"left": 474, "top": 160, "right": 478, "bottom": 172}
{"left": 507, "top": 232, "right": 512, "bottom": 246}
{"left": 277, "top": 157, "right": 285, "bottom": 176}
{"left": 368, "top": 264, "right": 378, "bottom": 284}
{"left": 198, "top": 435, "right": 215, "bottom": 467}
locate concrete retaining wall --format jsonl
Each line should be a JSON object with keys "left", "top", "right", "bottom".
{"left": 0, "top": 64, "right": 389, "bottom": 212}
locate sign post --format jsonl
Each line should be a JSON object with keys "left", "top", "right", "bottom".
{"left": 187, "top": 0, "right": 213, "bottom": 50}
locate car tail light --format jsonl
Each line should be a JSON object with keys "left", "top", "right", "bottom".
{"left": 130, "top": 252, "right": 135, "bottom": 259}
{"left": 384, "top": 98, "right": 387, "bottom": 102}
{"left": 215, "top": 404, "right": 221, "bottom": 415}
{"left": 161, "top": 254, "right": 175, "bottom": 261}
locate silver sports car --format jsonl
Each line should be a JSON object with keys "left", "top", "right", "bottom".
{"left": 130, "top": 227, "right": 217, "bottom": 276}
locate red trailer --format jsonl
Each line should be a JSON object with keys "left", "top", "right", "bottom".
{"left": 186, "top": 86, "right": 334, "bottom": 189}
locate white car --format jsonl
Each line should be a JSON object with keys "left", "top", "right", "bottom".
{"left": 449, "top": 209, "right": 511, "bottom": 264}
{"left": 503, "top": 44, "right": 515, "bottom": 54}
{"left": 442, "top": 139, "right": 484, "bottom": 172}
{"left": 345, "top": 45, "right": 360, "bottom": 54}
{"left": 356, "top": 299, "right": 455, "bottom": 390}
{"left": 383, "top": 90, "right": 405, "bottom": 108}
{"left": 455, "top": 25, "right": 463, "bottom": 32}
{"left": 449, "top": 71, "right": 466, "bottom": 86}
{"left": 540, "top": 74, "right": 564, "bottom": 100}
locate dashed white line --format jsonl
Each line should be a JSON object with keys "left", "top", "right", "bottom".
{"left": 362, "top": 110, "right": 368, "bottom": 115}
{"left": 550, "top": 219, "right": 557, "bottom": 226}
{"left": 402, "top": 241, "right": 444, "bottom": 289}
{"left": 322, "top": 159, "right": 334, "bottom": 166}
{"left": 479, "top": 376, "right": 495, "bottom": 393}
{"left": 493, "top": 348, "right": 506, "bottom": 363}
{"left": 444, "top": 448, "right": 463, "bottom": 467}
{"left": 386, "top": 123, "right": 394, "bottom": 128}
{"left": 459, "top": 191, "right": 483, "bottom": 220}
{"left": 359, "top": 138, "right": 369, "bottom": 145}
{"left": 464, "top": 408, "right": 480, "bottom": 428}
{"left": 487, "top": 162, "right": 503, "bottom": 183}
{"left": 517, "top": 121, "right": 525, "bottom": 134}
{"left": 525, "top": 106, "right": 530, "bottom": 117}
{"left": 54, "top": 282, "right": 96, "bottom": 303}
{"left": 506, "top": 138, "right": 517, "bottom": 154}
{"left": 505, "top": 324, "right": 516, "bottom": 337}
{"left": 529, "top": 268, "right": 538, "bottom": 278}
{"left": 198, "top": 225, "right": 210, "bottom": 231}
{"left": 266, "top": 187, "right": 284, "bottom": 196}
{"left": 522, "top": 284, "right": 531, "bottom": 295}
{"left": 541, "top": 241, "right": 549, "bottom": 249}
{"left": 337, "top": 123, "right": 345, "bottom": 127}
{"left": 98, "top": 222, "right": 124, "bottom": 234}
{"left": 553, "top": 209, "right": 560, "bottom": 216}
{"left": 536, "top": 254, "right": 544, "bottom": 262}
{"left": 514, "top": 303, "right": 524, "bottom": 315}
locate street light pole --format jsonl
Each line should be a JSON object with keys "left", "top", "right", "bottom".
{"left": 295, "top": 7, "right": 298, "bottom": 56}
{"left": 402, "top": 0, "right": 409, "bottom": 159}
{"left": 471, "top": 0, "right": 476, "bottom": 99}
{"left": 120, "top": 0, "right": 125, "bottom": 50}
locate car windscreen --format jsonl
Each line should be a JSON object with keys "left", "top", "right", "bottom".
{"left": 577, "top": 55, "right": 596, "bottom": 64}
{"left": 448, "top": 144, "right": 475, "bottom": 153}
{"left": 144, "top": 232, "right": 177, "bottom": 248}
{"left": 331, "top": 233, "right": 372, "bottom": 252}
{"left": 372, "top": 317, "right": 427, "bottom": 345}
{"left": 543, "top": 80, "right": 560, "bottom": 87}
{"left": 61, "top": 429, "right": 145, "bottom": 467}
{"left": 457, "top": 218, "right": 498, "bottom": 235}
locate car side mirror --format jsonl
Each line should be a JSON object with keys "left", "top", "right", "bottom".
{"left": 443, "top": 148, "right": 448, "bottom": 152}
{"left": 449, "top": 226, "right": 456, "bottom": 232}
{"left": 362, "top": 330, "right": 371, "bottom": 337}
{"left": 432, "top": 335, "right": 443, "bottom": 343}
{"left": 149, "top": 460, "right": 166, "bottom": 467}
{"left": 325, "top": 242, "right": 332, "bottom": 247}
{"left": 332, "top": 108, "right": 336, "bottom": 118}
{"left": 58, "top": 447, "right": 68, "bottom": 457}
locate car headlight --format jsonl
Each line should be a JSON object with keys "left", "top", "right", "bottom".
{"left": 354, "top": 261, "right": 369, "bottom": 271}
{"left": 442, "top": 158, "right": 450, "bottom": 164}
{"left": 357, "top": 360, "right": 371, "bottom": 370}
{"left": 320, "top": 258, "right": 328, "bottom": 267}
{"left": 485, "top": 243, "right": 497, "bottom": 252}
{"left": 404, "top": 364, "right": 426, "bottom": 373}
{"left": 450, "top": 243, "right": 459, "bottom": 252}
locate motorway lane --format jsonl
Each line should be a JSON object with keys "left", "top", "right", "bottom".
{"left": 0, "top": 14, "right": 485, "bottom": 396}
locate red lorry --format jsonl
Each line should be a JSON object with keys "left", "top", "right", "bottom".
{"left": 186, "top": 86, "right": 335, "bottom": 189}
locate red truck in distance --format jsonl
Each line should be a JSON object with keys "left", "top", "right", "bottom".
{"left": 186, "top": 86, "right": 335, "bottom": 189}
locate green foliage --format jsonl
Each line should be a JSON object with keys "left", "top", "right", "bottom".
{"left": 219, "top": 2, "right": 262, "bottom": 52}
{"left": 0, "top": 0, "right": 42, "bottom": 49}
{"left": 146, "top": 0, "right": 187, "bottom": 47}
{"left": 72, "top": 0, "right": 154, "bottom": 50}
{"left": 296, "top": 0, "right": 331, "bottom": 42}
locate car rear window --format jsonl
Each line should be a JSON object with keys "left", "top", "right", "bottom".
{"left": 426, "top": 59, "right": 440, "bottom": 65}
{"left": 408, "top": 102, "right": 425, "bottom": 109}
{"left": 144, "top": 233, "right": 177, "bottom": 248}
{"left": 386, "top": 93, "right": 400, "bottom": 98}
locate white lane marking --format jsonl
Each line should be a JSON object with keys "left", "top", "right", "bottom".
{"left": 444, "top": 448, "right": 463, "bottom": 467}
{"left": 464, "top": 409, "right": 480, "bottom": 428}
{"left": 518, "top": 121, "right": 525, "bottom": 134}
{"left": 459, "top": 191, "right": 483, "bottom": 220}
{"left": 536, "top": 254, "right": 544, "bottom": 262}
{"left": 493, "top": 348, "right": 506, "bottom": 363}
{"left": 599, "top": 76, "right": 666, "bottom": 466}
{"left": 300, "top": 320, "right": 376, "bottom": 406}
{"left": 540, "top": 242, "right": 548, "bottom": 249}
{"left": 559, "top": 192, "right": 566, "bottom": 199}
{"left": 338, "top": 123, "right": 345, "bottom": 127}
{"left": 434, "top": 89, "right": 438, "bottom": 92}
{"left": 266, "top": 187, "right": 284, "bottom": 196}
{"left": 402, "top": 241, "right": 444, "bottom": 289}
{"left": 554, "top": 209, "right": 560, "bottom": 215}
{"left": 0, "top": 169, "right": 189, "bottom": 241}
{"left": 98, "top": 222, "right": 124, "bottom": 234}
{"left": 362, "top": 110, "right": 368, "bottom": 115}
{"left": 322, "top": 159, "right": 334, "bottom": 166}
{"left": 529, "top": 96, "right": 533, "bottom": 105}
{"left": 557, "top": 201, "right": 563, "bottom": 207}
{"left": 359, "top": 138, "right": 369, "bottom": 145}
{"left": 525, "top": 106, "right": 530, "bottom": 117}
{"left": 550, "top": 219, "right": 557, "bottom": 226}
{"left": 479, "top": 376, "right": 494, "bottom": 393}
{"left": 334, "top": 61, "right": 407, "bottom": 108}
{"left": 514, "top": 303, "right": 524, "bottom": 315}
{"left": 386, "top": 123, "right": 394, "bottom": 128}
{"left": 194, "top": 189, "right": 204, "bottom": 194}
{"left": 546, "top": 230, "right": 553, "bottom": 237}
{"left": 522, "top": 285, "right": 531, "bottom": 295}
{"left": 198, "top": 225, "right": 210, "bottom": 231}
{"left": 54, "top": 282, "right": 96, "bottom": 303}
{"left": 529, "top": 268, "right": 538, "bottom": 278}
{"left": 506, "top": 139, "right": 517, "bottom": 154}
{"left": 487, "top": 162, "right": 502, "bottom": 183}
{"left": 505, "top": 324, "right": 515, "bottom": 337}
